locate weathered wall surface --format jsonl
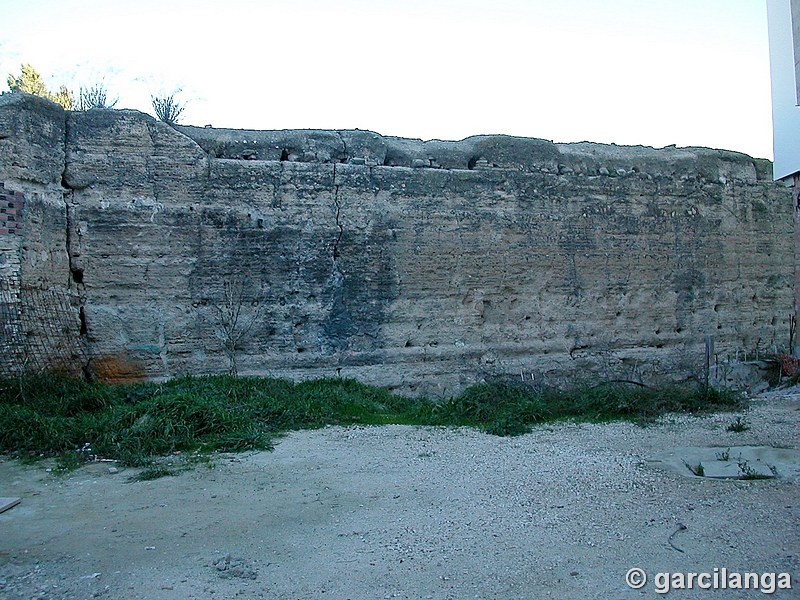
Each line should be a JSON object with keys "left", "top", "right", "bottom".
{"left": 0, "top": 93, "right": 793, "bottom": 395}
{"left": 0, "top": 94, "right": 85, "bottom": 376}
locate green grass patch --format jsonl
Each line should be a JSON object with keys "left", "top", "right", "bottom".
{"left": 726, "top": 416, "right": 750, "bottom": 432}
{"left": 0, "top": 375, "right": 745, "bottom": 475}
{"left": 129, "top": 464, "right": 184, "bottom": 482}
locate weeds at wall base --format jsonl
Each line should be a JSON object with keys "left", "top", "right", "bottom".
{"left": 0, "top": 374, "right": 746, "bottom": 479}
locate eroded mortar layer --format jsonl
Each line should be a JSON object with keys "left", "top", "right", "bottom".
{"left": 0, "top": 94, "right": 792, "bottom": 395}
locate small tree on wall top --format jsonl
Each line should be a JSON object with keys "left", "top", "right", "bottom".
{"left": 6, "top": 63, "right": 73, "bottom": 110}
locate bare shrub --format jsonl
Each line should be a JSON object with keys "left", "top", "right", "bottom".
{"left": 203, "top": 276, "right": 264, "bottom": 377}
{"left": 75, "top": 83, "right": 118, "bottom": 111}
{"left": 151, "top": 90, "right": 186, "bottom": 124}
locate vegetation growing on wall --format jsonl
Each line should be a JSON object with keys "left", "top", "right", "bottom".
{"left": 151, "top": 89, "right": 186, "bottom": 124}
{"left": 74, "top": 82, "right": 118, "bottom": 111}
{"left": 5, "top": 63, "right": 163, "bottom": 115}
{"left": 6, "top": 63, "right": 74, "bottom": 109}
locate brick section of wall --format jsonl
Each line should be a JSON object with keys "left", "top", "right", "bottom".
{"left": 0, "top": 183, "right": 25, "bottom": 235}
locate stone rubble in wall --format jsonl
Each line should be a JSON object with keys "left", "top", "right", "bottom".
{"left": 178, "top": 123, "right": 769, "bottom": 185}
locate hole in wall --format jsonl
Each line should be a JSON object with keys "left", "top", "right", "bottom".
{"left": 71, "top": 268, "right": 84, "bottom": 284}
{"left": 467, "top": 156, "right": 479, "bottom": 170}
{"left": 280, "top": 149, "right": 289, "bottom": 161}
{"left": 297, "top": 347, "right": 305, "bottom": 353}
{"left": 79, "top": 306, "right": 88, "bottom": 335}
{"left": 257, "top": 218, "right": 264, "bottom": 228}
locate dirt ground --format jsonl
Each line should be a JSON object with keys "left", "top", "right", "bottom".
{"left": 1, "top": 388, "right": 799, "bottom": 599}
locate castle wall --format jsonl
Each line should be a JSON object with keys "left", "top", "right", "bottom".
{"left": 0, "top": 94, "right": 793, "bottom": 395}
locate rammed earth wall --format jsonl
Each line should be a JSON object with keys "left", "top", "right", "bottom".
{"left": 0, "top": 93, "right": 793, "bottom": 395}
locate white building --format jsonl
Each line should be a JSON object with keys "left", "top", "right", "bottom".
{"left": 768, "top": 0, "right": 800, "bottom": 355}
{"left": 768, "top": 0, "right": 800, "bottom": 181}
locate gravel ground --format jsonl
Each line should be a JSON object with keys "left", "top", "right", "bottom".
{"left": 1, "top": 388, "right": 798, "bottom": 599}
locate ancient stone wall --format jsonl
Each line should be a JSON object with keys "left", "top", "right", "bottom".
{"left": 0, "top": 93, "right": 794, "bottom": 395}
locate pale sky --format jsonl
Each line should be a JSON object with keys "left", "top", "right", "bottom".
{"left": 1, "top": 0, "right": 774, "bottom": 159}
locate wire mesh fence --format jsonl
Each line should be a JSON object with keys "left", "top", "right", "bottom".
{"left": 0, "top": 278, "right": 88, "bottom": 378}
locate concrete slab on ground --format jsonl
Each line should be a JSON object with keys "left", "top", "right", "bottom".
{"left": 0, "top": 497, "right": 20, "bottom": 513}
{"left": 649, "top": 446, "right": 800, "bottom": 480}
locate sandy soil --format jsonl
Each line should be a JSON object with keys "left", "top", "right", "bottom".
{"left": 1, "top": 389, "right": 799, "bottom": 599}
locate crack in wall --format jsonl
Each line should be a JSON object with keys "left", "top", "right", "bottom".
{"left": 332, "top": 130, "right": 348, "bottom": 261}
{"left": 322, "top": 159, "right": 355, "bottom": 352}
{"left": 60, "top": 113, "right": 92, "bottom": 378}
{"left": 335, "top": 130, "right": 348, "bottom": 164}
{"left": 61, "top": 112, "right": 78, "bottom": 289}
{"left": 145, "top": 121, "right": 161, "bottom": 204}
{"left": 332, "top": 162, "right": 344, "bottom": 260}
{"left": 63, "top": 197, "right": 76, "bottom": 287}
